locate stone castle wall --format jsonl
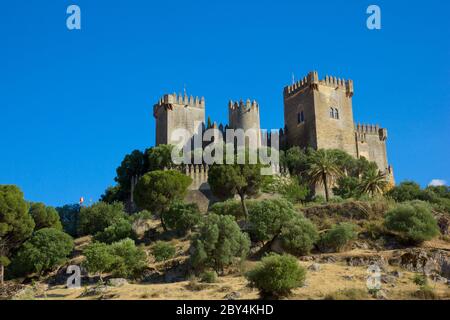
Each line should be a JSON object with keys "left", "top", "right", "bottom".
{"left": 154, "top": 93, "right": 205, "bottom": 146}
{"left": 284, "top": 72, "right": 357, "bottom": 158}
{"left": 355, "top": 124, "right": 389, "bottom": 171}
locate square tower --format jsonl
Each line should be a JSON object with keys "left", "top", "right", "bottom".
{"left": 283, "top": 71, "right": 357, "bottom": 157}
{"left": 153, "top": 93, "right": 205, "bottom": 146}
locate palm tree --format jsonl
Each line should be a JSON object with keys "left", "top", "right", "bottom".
{"left": 358, "top": 169, "right": 388, "bottom": 197}
{"left": 306, "top": 149, "right": 342, "bottom": 202}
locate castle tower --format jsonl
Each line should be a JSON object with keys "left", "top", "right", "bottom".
{"left": 228, "top": 99, "right": 262, "bottom": 149}
{"left": 355, "top": 123, "right": 390, "bottom": 173}
{"left": 283, "top": 71, "right": 357, "bottom": 157}
{"left": 153, "top": 93, "right": 205, "bottom": 146}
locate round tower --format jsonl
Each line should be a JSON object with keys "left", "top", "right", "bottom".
{"left": 228, "top": 99, "right": 261, "bottom": 148}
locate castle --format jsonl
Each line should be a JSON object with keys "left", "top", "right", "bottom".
{"left": 153, "top": 71, "right": 393, "bottom": 181}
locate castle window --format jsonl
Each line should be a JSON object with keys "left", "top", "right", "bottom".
{"left": 330, "top": 107, "right": 335, "bottom": 118}
{"left": 335, "top": 108, "right": 339, "bottom": 119}
{"left": 297, "top": 111, "right": 305, "bottom": 124}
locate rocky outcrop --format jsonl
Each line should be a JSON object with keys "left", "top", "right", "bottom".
{"left": 389, "top": 249, "right": 450, "bottom": 278}
{"left": 132, "top": 218, "right": 154, "bottom": 239}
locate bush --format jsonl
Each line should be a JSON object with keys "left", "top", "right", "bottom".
{"left": 190, "top": 214, "right": 250, "bottom": 272}
{"left": 199, "top": 270, "right": 217, "bottom": 283}
{"left": 131, "top": 210, "right": 153, "bottom": 221}
{"left": 278, "top": 177, "right": 309, "bottom": 204}
{"left": 363, "top": 220, "right": 386, "bottom": 240}
{"left": 83, "top": 242, "right": 115, "bottom": 278}
{"left": 413, "top": 274, "right": 428, "bottom": 286}
{"left": 151, "top": 241, "right": 176, "bottom": 262}
{"left": 280, "top": 216, "right": 319, "bottom": 256}
{"left": 78, "top": 202, "right": 126, "bottom": 236}
{"left": 165, "top": 202, "right": 202, "bottom": 235}
{"left": 318, "top": 223, "right": 358, "bottom": 252}
{"left": 246, "top": 254, "right": 306, "bottom": 298}
{"left": 248, "top": 199, "right": 296, "bottom": 244}
{"left": 83, "top": 238, "right": 147, "bottom": 279}
{"left": 333, "top": 176, "right": 361, "bottom": 199}
{"left": 8, "top": 228, "right": 74, "bottom": 277}
{"left": 386, "top": 181, "right": 422, "bottom": 202}
{"left": 94, "top": 218, "right": 135, "bottom": 244}
{"left": 209, "top": 200, "right": 249, "bottom": 220}
{"left": 384, "top": 201, "right": 440, "bottom": 244}
{"left": 29, "top": 202, "right": 63, "bottom": 231}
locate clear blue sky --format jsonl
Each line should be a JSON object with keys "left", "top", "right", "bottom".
{"left": 1, "top": 0, "right": 449, "bottom": 206}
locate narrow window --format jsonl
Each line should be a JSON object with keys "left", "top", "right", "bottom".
{"left": 330, "top": 107, "right": 334, "bottom": 118}
{"left": 298, "top": 111, "right": 305, "bottom": 124}
{"left": 335, "top": 108, "right": 339, "bottom": 119}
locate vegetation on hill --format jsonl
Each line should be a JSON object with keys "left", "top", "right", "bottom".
{"left": 2, "top": 145, "right": 449, "bottom": 300}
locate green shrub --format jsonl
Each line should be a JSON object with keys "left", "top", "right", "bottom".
{"left": 109, "top": 239, "right": 148, "bottom": 278}
{"left": 83, "top": 242, "right": 115, "bottom": 279}
{"left": 246, "top": 254, "right": 306, "bottom": 298}
{"left": 165, "top": 202, "right": 201, "bottom": 235}
{"left": 248, "top": 199, "right": 296, "bottom": 244}
{"left": 151, "top": 241, "right": 176, "bottom": 262}
{"left": 94, "top": 218, "right": 135, "bottom": 244}
{"left": 280, "top": 216, "right": 319, "bottom": 256}
{"left": 199, "top": 270, "right": 217, "bottom": 283}
{"left": 190, "top": 214, "right": 250, "bottom": 272}
{"left": 280, "top": 177, "right": 309, "bottom": 204}
{"left": 209, "top": 199, "right": 253, "bottom": 220}
{"left": 363, "top": 220, "right": 386, "bottom": 240}
{"left": 384, "top": 201, "right": 440, "bottom": 244}
{"left": 131, "top": 210, "right": 153, "bottom": 221}
{"left": 29, "top": 202, "right": 63, "bottom": 231}
{"left": 83, "top": 238, "right": 147, "bottom": 279}
{"left": 332, "top": 176, "right": 361, "bottom": 199}
{"left": 413, "top": 274, "right": 428, "bottom": 286}
{"left": 318, "top": 223, "right": 358, "bottom": 252}
{"left": 9, "top": 228, "right": 74, "bottom": 277}
{"left": 78, "top": 202, "right": 126, "bottom": 236}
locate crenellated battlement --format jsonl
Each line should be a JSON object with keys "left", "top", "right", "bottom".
{"left": 228, "top": 99, "right": 259, "bottom": 112}
{"left": 284, "top": 71, "right": 354, "bottom": 98}
{"left": 153, "top": 93, "right": 205, "bottom": 117}
{"left": 355, "top": 123, "right": 388, "bottom": 141}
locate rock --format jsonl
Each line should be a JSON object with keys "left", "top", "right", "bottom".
{"left": 342, "top": 275, "right": 354, "bottom": 281}
{"left": 381, "top": 274, "right": 397, "bottom": 284}
{"left": 399, "top": 249, "right": 450, "bottom": 277}
{"left": 132, "top": 218, "right": 154, "bottom": 239}
{"left": 269, "top": 237, "right": 284, "bottom": 254}
{"left": 346, "top": 255, "right": 387, "bottom": 269}
{"left": 79, "top": 285, "right": 109, "bottom": 297}
{"left": 438, "top": 216, "right": 450, "bottom": 235}
{"left": 431, "top": 274, "right": 448, "bottom": 284}
{"left": 107, "top": 278, "right": 128, "bottom": 287}
{"left": 224, "top": 291, "right": 241, "bottom": 300}
{"left": 375, "top": 290, "right": 388, "bottom": 300}
{"left": 299, "top": 256, "right": 314, "bottom": 262}
{"left": 308, "top": 263, "right": 321, "bottom": 272}
{"left": 319, "top": 256, "right": 337, "bottom": 264}
{"left": 352, "top": 241, "right": 369, "bottom": 250}
{"left": 389, "top": 271, "right": 403, "bottom": 278}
